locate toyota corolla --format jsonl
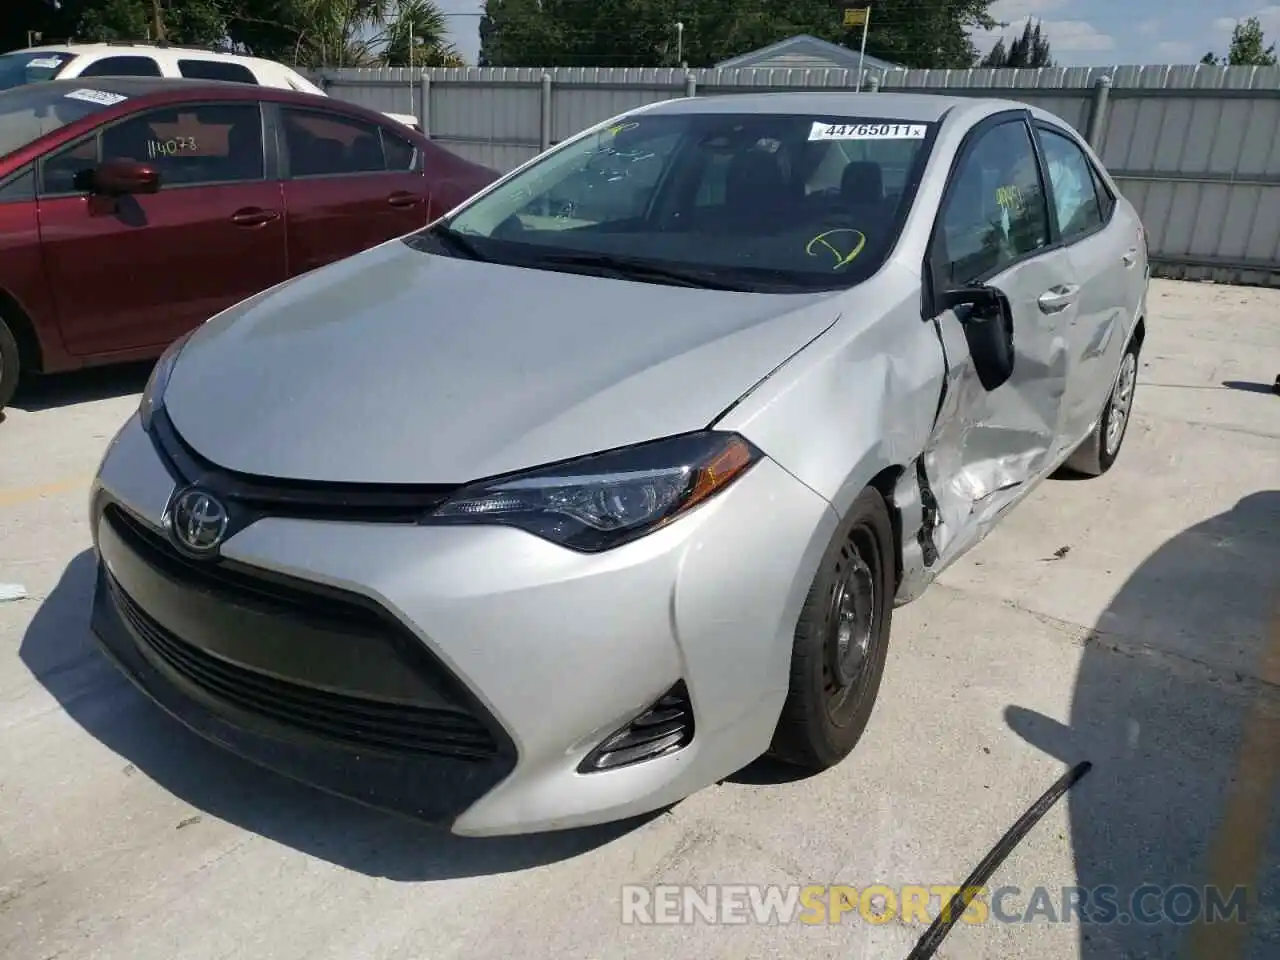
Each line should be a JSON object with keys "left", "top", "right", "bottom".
{"left": 89, "top": 92, "right": 1149, "bottom": 836}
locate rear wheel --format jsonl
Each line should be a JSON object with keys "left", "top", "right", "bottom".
{"left": 1061, "top": 337, "right": 1140, "bottom": 478}
{"left": 769, "top": 486, "right": 895, "bottom": 771}
{"left": 0, "top": 317, "right": 20, "bottom": 412}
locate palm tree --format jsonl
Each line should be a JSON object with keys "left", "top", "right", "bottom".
{"left": 380, "top": 0, "right": 465, "bottom": 66}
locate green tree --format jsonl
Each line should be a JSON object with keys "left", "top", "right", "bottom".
{"left": 980, "top": 18, "right": 1053, "bottom": 68}
{"left": 1201, "top": 15, "right": 1278, "bottom": 66}
{"left": 479, "top": 0, "right": 997, "bottom": 70}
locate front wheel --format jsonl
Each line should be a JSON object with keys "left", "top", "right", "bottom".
{"left": 0, "top": 317, "right": 20, "bottom": 412}
{"left": 769, "top": 486, "right": 895, "bottom": 771}
{"left": 1060, "top": 337, "right": 1140, "bottom": 478}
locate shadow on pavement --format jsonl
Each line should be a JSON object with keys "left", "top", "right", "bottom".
{"left": 1221, "top": 379, "right": 1278, "bottom": 396}
{"left": 19, "top": 550, "right": 656, "bottom": 881}
{"left": 9, "top": 361, "right": 154, "bottom": 412}
{"left": 1008, "top": 491, "right": 1280, "bottom": 959}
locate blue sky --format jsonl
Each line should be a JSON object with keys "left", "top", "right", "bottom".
{"left": 435, "top": 1, "right": 1280, "bottom": 67}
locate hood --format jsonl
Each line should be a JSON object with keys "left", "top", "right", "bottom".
{"left": 163, "top": 240, "right": 840, "bottom": 484}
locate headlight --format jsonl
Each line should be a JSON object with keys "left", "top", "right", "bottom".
{"left": 426, "top": 432, "right": 762, "bottom": 552}
{"left": 138, "top": 330, "right": 194, "bottom": 431}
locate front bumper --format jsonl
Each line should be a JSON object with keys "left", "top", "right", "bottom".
{"left": 90, "top": 413, "right": 838, "bottom": 835}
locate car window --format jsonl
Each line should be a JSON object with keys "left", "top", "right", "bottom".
{"left": 0, "top": 166, "right": 34, "bottom": 203}
{"left": 77, "top": 56, "right": 163, "bottom": 78}
{"left": 1038, "top": 126, "right": 1104, "bottom": 240}
{"left": 177, "top": 59, "right": 258, "bottom": 84}
{"left": 383, "top": 130, "right": 418, "bottom": 171}
{"left": 1089, "top": 161, "right": 1116, "bottom": 220}
{"left": 0, "top": 51, "right": 77, "bottom": 91}
{"left": 937, "top": 119, "right": 1050, "bottom": 286}
{"left": 41, "top": 137, "right": 99, "bottom": 195}
{"left": 281, "top": 107, "right": 385, "bottom": 177}
{"left": 100, "top": 103, "right": 264, "bottom": 187}
{"left": 430, "top": 113, "right": 936, "bottom": 293}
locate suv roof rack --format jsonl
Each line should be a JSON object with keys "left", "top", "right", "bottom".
{"left": 95, "top": 39, "right": 235, "bottom": 54}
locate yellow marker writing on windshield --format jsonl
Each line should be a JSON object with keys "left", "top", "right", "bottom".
{"left": 607, "top": 121, "right": 640, "bottom": 136}
{"left": 806, "top": 229, "right": 867, "bottom": 270}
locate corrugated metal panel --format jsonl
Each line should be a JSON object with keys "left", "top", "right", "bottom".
{"left": 313, "top": 63, "right": 1280, "bottom": 285}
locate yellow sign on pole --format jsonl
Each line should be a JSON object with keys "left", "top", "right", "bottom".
{"left": 843, "top": 7, "right": 868, "bottom": 27}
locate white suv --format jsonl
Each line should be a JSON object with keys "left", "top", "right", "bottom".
{"left": 0, "top": 42, "right": 420, "bottom": 129}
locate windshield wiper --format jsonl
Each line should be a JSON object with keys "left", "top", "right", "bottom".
{"left": 532, "top": 252, "right": 744, "bottom": 290}
{"left": 425, "top": 224, "right": 490, "bottom": 261}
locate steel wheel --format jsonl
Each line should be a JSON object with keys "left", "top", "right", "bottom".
{"left": 1104, "top": 350, "right": 1137, "bottom": 457}
{"left": 823, "top": 532, "right": 880, "bottom": 728}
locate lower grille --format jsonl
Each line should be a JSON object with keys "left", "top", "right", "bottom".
{"left": 578, "top": 681, "right": 695, "bottom": 772}
{"left": 107, "top": 574, "right": 500, "bottom": 762}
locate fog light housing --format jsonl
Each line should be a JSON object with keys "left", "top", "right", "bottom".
{"left": 578, "top": 681, "right": 695, "bottom": 773}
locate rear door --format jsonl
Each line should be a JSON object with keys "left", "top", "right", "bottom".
{"left": 37, "top": 99, "right": 288, "bottom": 356}
{"left": 276, "top": 104, "right": 428, "bottom": 274}
{"left": 920, "top": 113, "right": 1081, "bottom": 567}
{"left": 1034, "top": 121, "right": 1141, "bottom": 442}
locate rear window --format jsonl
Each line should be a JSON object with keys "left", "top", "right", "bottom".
{"left": 0, "top": 51, "right": 76, "bottom": 91}
{"left": 178, "top": 59, "right": 258, "bottom": 84}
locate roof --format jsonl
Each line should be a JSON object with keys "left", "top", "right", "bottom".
{"left": 22, "top": 42, "right": 267, "bottom": 64}
{"left": 714, "top": 35, "right": 904, "bottom": 73}
{"left": 640, "top": 91, "right": 999, "bottom": 125}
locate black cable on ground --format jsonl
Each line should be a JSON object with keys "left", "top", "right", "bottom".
{"left": 904, "top": 760, "right": 1094, "bottom": 960}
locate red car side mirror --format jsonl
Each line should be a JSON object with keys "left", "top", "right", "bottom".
{"left": 82, "top": 158, "right": 161, "bottom": 196}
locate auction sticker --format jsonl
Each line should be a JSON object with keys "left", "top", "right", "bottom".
{"left": 65, "top": 88, "right": 128, "bottom": 106}
{"left": 27, "top": 57, "right": 65, "bottom": 69}
{"left": 809, "top": 121, "right": 927, "bottom": 141}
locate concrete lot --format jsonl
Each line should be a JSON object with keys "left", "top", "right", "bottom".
{"left": 0, "top": 278, "right": 1277, "bottom": 960}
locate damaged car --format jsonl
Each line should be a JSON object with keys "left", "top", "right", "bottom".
{"left": 88, "top": 92, "right": 1149, "bottom": 836}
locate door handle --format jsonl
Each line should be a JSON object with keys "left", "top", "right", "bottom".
{"left": 387, "top": 191, "right": 422, "bottom": 208}
{"left": 1037, "top": 284, "right": 1079, "bottom": 314}
{"left": 231, "top": 207, "right": 280, "bottom": 227}
{"left": 1122, "top": 248, "right": 1139, "bottom": 267}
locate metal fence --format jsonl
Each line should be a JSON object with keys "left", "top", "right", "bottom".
{"left": 315, "top": 63, "right": 1280, "bottom": 286}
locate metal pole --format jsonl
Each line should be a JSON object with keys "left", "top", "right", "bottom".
{"left": 1085, "top": 75, "right": 1112, "bottom": 151}
{"left": 540, "top": 73, "right": 553, "bottom": 152}
{"left": 418, "top": 73, "right": 431, "bottom": 135}
{"left": 855, "top": 7, "right": 870, "bottom": 93}
{"left": 685, "top": 70, "right": 696, "bottom": 98}
{"left": 676, "top": 22, "right": 684, "bottom": 65}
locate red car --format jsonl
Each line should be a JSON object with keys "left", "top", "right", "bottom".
{"left": 0, "top": 76, "right": 498, "bottom": 410}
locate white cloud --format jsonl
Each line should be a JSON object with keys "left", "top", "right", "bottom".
{"left": 1047, "top": 20, "right": 1116, "bottom": 51}
{"left": 975, "top": 17, "right": 1115, "bottom": 54}
{"left": 1156, "top": 40, "right": 1195, "bottom": 60}
{"left": 988, "top": 0, "right": 1069, "bottom": 19}
{"left": 1138, "top": 20, "right": 1160, "bottom": 36}
{"left": 1212, "top": 6, "right": 1280, "bottom": 36}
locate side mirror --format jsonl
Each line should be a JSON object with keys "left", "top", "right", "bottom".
{"left": 77, "top": 158, "right": 161, "bottom": 196}
{"left": 940, "top": 283, "right": 1016, "bottom": 392}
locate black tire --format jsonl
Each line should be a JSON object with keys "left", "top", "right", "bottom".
{"left": 769, "top": 486, "right": 895, "bottom": 771}
{"left": 0, "top": 317, "right": 20, "bottom": 412}
{"left": 1060, "top": 336, "right": 1140, "bottom": 478}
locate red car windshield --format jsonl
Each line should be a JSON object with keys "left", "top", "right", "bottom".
{"left": 0, "top": 50, "right": 76, "bottom": 90}
{"left": 0, "top": 81, "right": 122, "bottom": 160}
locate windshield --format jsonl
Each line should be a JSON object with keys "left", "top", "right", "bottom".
{"left": 0, "top": 50, "right": 76, "bottom": 91}
{"left": 0, "top": 82, "right": 123, "bottom": 159}
{"left": 414, "top": 112, "right": 937, "bottom": 292}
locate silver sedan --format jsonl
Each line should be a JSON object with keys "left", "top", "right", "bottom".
{"left": 89, "top": 92, "right": 1149, "bottom": 835}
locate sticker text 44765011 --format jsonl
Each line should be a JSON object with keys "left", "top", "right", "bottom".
{"left": 809, "top": 121, "right": 927, "bottom": 142}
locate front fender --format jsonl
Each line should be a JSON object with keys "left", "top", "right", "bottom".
{"left": 715, "top": 273, "right": 946, "bottom": 520}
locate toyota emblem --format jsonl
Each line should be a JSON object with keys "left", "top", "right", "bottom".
{"left": 168, "top": 488, "right": 229, "bottom": 554}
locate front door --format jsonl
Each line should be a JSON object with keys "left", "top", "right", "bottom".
{"left": 277, "top": 105, "right": 429, "bottom": 275}
{"left": 921, "top": 114, "right": 1079, "bottom": 567}
{"left": 37, "top": 100, "right": 288, "bottom": 357}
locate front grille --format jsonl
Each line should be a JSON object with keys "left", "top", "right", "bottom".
{"left": 108, "top": 573, "right": 500, "bottom": 761}
{"left": 101, "top": 503, "right": 508, "bottom": 763}
{"left": 578, "top": 682, "right": 695, "bottom": 772}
